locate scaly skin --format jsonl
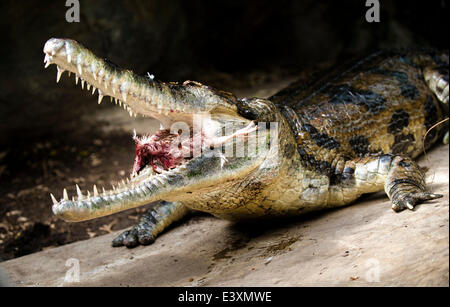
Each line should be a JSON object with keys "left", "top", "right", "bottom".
{"left": 44, "top": 39, "right": 449, "bottom": 247}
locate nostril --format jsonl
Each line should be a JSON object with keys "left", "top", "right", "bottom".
{"left": 43, "top": 38, "right": 65, "bottom": 55}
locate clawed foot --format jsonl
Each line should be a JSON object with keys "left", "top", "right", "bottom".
{"left": 112, "top": 211, "right": 157, "bottom": 248}
{"left": 391, "top": 192, "right": 443, "bottom": 212}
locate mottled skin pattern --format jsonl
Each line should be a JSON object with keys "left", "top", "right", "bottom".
{"left": 43, "top": 39, "right": 448, "bottom": 248}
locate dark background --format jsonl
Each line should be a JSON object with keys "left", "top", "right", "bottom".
{"left": 0, "top": 0, "right": 448, "bottom": 260}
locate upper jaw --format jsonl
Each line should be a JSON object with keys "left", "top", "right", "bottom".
{"left": 43, "top": 38, "right": 240, "bottom": 125}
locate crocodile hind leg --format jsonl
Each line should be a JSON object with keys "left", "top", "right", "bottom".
{"left": 331, "top": 154, "right": 443, "bottom": 211}
{"left": 383, "top": 155, "right": 443, "bottom": 211}
{"left": 424, "top": 65, "right": 449, "bottom": 144}
{"left": 112, "top": 201, "right": 189, "bottom": 248}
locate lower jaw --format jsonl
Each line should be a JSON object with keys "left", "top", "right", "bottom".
{"left": 53, "top": 163, "right": 187, "bottom": 222}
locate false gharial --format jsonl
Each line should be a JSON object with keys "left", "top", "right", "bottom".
{"left": 44, "top": 38, "right": 449, "bottom": 248}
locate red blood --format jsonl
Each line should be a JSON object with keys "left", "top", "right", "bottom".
{"left": 132, "top": 130, "right": 186, "bottom": 174}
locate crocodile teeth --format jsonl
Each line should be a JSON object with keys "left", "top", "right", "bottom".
{"left": 122, "top": 92, "right": 127, "bottom": 102}
{"left": 75, "top": 74, "right": 79, "bottom": 84}
{"left": 76, "top": 184, "right": 84, "bottom": 199}
{"left": 77, "top": 64, "right": 83, "bottom": 75}
{"left": 93, "top": 185, "right": 99, "bottom": 196}
{"left": 87, "top": 83, "right": 91, "bottom": 91}
{"left": 63, "top": 188, "right": 69, "bottom": 201}
{"left": 81, "top": 79, "right": 85, "bottom": 89}
{"left": 102, "top": 187, "right": 106, "bottom": 195}
{"left": 56, "top": 66, "right": 64, "bottom": 83}
{"left": 50, "top": 193, "right": 58, "bottom": 205}
{"left": 98, "top": 94, "right": 103, "bottom": 104}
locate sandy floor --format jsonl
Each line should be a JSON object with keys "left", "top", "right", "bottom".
{"left": 1, "top": 144, "right": 448, "bottom": 287}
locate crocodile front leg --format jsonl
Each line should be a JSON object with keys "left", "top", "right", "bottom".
{"left": 112, "top": 201, "right": 189, "bottom": 248}
{"left": 329, "top": 154, "right": 442, "bottom": 211}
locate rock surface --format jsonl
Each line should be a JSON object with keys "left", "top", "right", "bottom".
{"left": 2, "top": 145, "right": 448, "bottom": 287}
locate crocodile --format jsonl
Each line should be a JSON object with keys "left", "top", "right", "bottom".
{"left": 43, "top": 38, "right": 449, "bottom": 248}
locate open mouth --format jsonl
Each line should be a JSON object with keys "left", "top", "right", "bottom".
{"left": 44, "top": 38, "right": 256, "bottom": 221}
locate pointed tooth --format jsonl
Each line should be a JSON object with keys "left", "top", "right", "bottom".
{"left": 98, "top": 94, "right": 103, "bottom": 104}
{"left": 122, "top": 180, "right": 126, "bottom": 186}
{"left": 76, "top": 184, "right": 83, "bottom": 199}
{"left": 112, "top": 185, "right": 116, "bottom": 191}
{"left": 119, "top": 100, "right": 122, "bottom": 107}
{"left": 68, "top": 71, "right": 71, "bottom": 77}
{"left": 87, "top": 191, "right": 91, "bottom": 198}
{"left": 44, "top": 61, "right": 51, "bottom": 68}
{"left": 102, "top": 187, "right": 106, "bottom": 195}
{"left": 72, "top": 196, "right": 75, "bottom": 202}
{"left": 56, "top": 67, "right": 64, "bottom": 83}
{"left": 81, "top": 79, "right": 85, "bottom": 89}
{"left": 87, "top": 83, "right": 91, "bottom": 91}
{"left": 129, "top": 110, "right": 132, "bottom": 117}
{"left": 126, "top": 178, "right": 130, "bottom": 184}
{"left": 75, "top": 74, "right": 79, "bottom": 84}
{"left": 63, "top": 188, "right": 69, "bottom": 200}
{"left": 44, "top": 54, "right": 50, "bottom": 64}
{"left": 112, "top": 87, "right": 116, "bottom": 95}
{"left": 122, "top": 91, "right": 127, "bottom": 102}
{"left": 50, "top": 193, "right": 58, "bottom": 205}
{"left": 93, "top": 185, "right": 99, "bottom": 196}
{"left": 92, "top": 87, "right": 96, "bottom": 95}
{"left": 77, "top": 64, "right": 83, "bottom": 75}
